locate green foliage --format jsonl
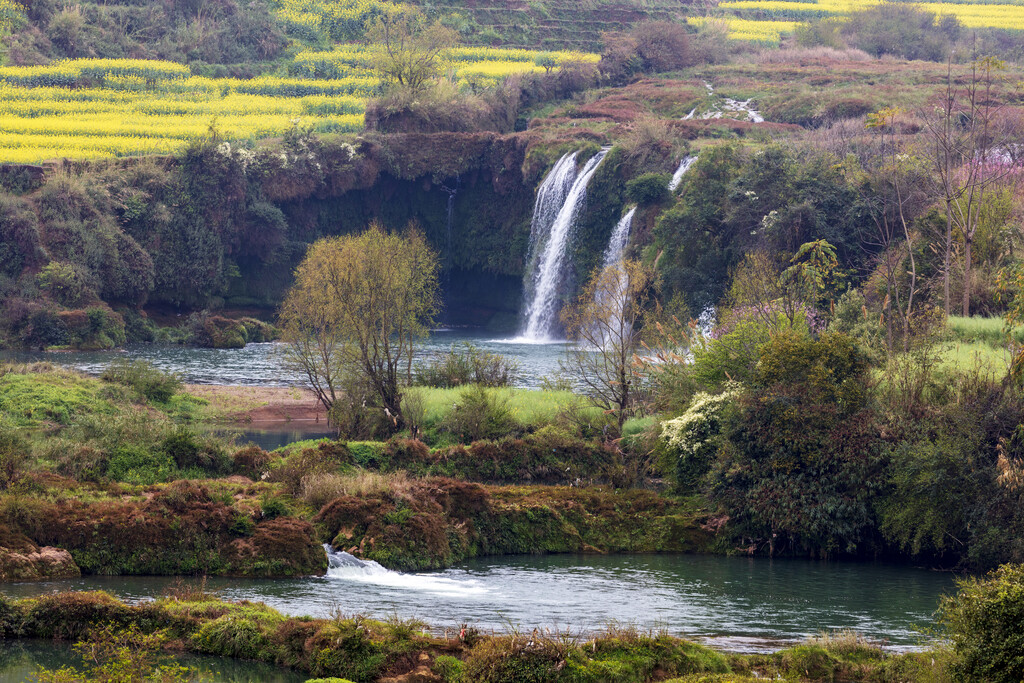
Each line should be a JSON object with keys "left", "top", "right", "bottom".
{"left": 35, "top": 624, "right": 193, "bottom": 683}
{"left": 939, "top": 564, "right": 1024, "bottom": 683}
{"left": 433, "top": 655, "right": 465, "bottom": 682}
{"left": 0, "top": 417, "right": 29, "bottom": 490}
{"left": 660, "top": 386, "right": 739, "bottom": 491}
{"left": 709, "top": 330, "right": 883, "bottom": 556}
{"left": 415, "top": 342, "right": 521, "bottom": 388}
{"left": 105, "top": 443, "right": 176, "bottom": 485}
{"left": 0, "top": 369, "right": 109, "bottom": 426}
{"left": 101, "top": 359, "right": 182, "bottom": 403}
{"left": 438, "top": 384, "right": 519, "bottom": 443}
{"left": 625, "top": 173, "right": 671, "bottom": 205}
{"left": 652, "top": 145, "right": 867, "bottom": 314}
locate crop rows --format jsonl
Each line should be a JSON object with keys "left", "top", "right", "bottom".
{"left": 0, "top": 49, "right": 597, "bottom": 164}
{"left": 718, "top": 0, "right": 1024, "bottom": 35}
{"left": 689, "top": 17, "right": 798, "bottom": 44}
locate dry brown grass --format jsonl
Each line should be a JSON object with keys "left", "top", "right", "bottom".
{"left": 756, "top": 46, "right": 873, "bottom": 64}
{"left": 299, "top": 469, "right": 414, "bottom": 508}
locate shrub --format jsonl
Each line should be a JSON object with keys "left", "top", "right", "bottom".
{"left": 105, "top": 444, "right": 176, "bottom": 484}
{"left": 659, "top": 385, "right": 739, "bottom": 490}
{"left": 939, "top": 563, "right": 1024, "bottom": 683}
{"left": 439, "top": 384, "right": 519, "bottom": 443}
{"left": 232, "top": 445, "right": 273, "bottom": 479}
{"left": 0, "top": 418, "right": 29, "bottom": 490}
{"left": 625, "top": 172, "right": 671, "bottom": 206}
{"left": 162, "top": 427, "right": 231, "bottom": 473}
{"left": 631, "top": 21, "right": 692, "bottom": 72}
{"left": 101, "top": 359, "right": 182, "bottom": 403}
{"left": 415, "top": 343, "right": 520, "bottom": 388}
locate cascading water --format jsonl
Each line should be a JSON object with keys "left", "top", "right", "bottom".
{"left": 441, "top": 176, "right": 460, "bottom": 284}
{"left": 668, "top": 155, "right": 697, "bottom": 192}
{"left": 519, "top": 152, "right": 580, "bottom": 327}
{"left": 520, "top": 148, "right": 610, "bottom": 341}
{"left": 322, "top": 544, "right": 486, "bottom": 595}
{"left": 591, "top": 207, "right": 637, "bottom": 342}
{"left": 601, "top": 207, "right": 637, "bottom": 271}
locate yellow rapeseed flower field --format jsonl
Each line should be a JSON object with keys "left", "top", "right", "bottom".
{"left": 0, "top": 47, "right": 597, "bottom": 164}
{"left": 716, "top": 0, "right": 1024, "bottom": 41}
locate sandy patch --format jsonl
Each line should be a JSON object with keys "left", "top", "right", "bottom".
{"left": 186, "top": 384, "right": 326, "bottom": 425}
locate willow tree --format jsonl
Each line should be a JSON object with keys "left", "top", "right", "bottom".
{"left": 279, "top": 223, "right": 439, "bottom": 431}
{"left": 560, "top": 259, "right": 656, "bottom": 431}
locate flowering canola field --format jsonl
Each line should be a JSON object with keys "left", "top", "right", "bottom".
{"left": 0, "top": 49, "right": 596, "bottom": 164}
{"left": 714, "top": 0, "right": 1024, "bottom": 44}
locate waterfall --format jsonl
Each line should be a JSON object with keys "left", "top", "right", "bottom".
{"left": 520, "top": 148, "right": 609, "bottom": 341}
{"left": 668, "top": 155, "right": 697, "bottom": 192}
{"left": 521, "top": 152, "right": 580, "bottom": 304}
{"left": 590, "top": 207, "right": 637, "bottom": 343}
{"left": 322, "top": 545, "right": 486, "bottom": 595}
{"left": 601, "top": 206, "right": 637, "bottom": 271}
{"left": 441, "top": 177, "right": 459, "bottom": 285}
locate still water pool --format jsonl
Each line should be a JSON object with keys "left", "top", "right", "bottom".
{"left": 0, "top": 553, "right": 956, "bottom": 654}
{"left": 1, "top": 330, "right": 568, "bottom": 389}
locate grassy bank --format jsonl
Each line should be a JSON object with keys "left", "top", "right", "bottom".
{"left": 0, "top": 590, "right": 955, "bottom": 683}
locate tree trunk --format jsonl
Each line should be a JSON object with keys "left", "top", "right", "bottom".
{"left": 944, "top": 199, "right": 953, "bottom": 318}
{"left": 963, "top": 236, "right": 972, "bottom": 317}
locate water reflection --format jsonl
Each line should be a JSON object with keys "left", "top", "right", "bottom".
{"left": 0, "top": 640, "right": 306, "bottom": 683}
{"left": 0, "top": 554, "right": 956, "bottom": 653}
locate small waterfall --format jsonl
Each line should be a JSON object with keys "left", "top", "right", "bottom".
{"left": 590, "top": 207, "right": 637, "bottom": 342}
{"left": 520, "top": 148, "right": 609, "bottom": 341}
{"left": 668, "top": 155, "right": 697, "bottom": 192}
{"left": 441, "top": 176, "right": 459, "bottom": 285}
{"left": 601, "top": 207, "right": 637, "bottom": 271}
{"left": 322, "top": 545, "right": 486, "bottom": 595}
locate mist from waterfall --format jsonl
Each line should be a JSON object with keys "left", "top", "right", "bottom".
{"left": 519, "top": 148, "right": 609, "bottom": 341}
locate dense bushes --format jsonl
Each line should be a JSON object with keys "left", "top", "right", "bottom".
{"left": 415, "top": 343, "right": 520, "bottom": 388}
{"left": 939, "top": 564, "right": 1024, "bottom": 683}
{"left": 101, "top": 359, "right": 181, "bottom": 403}
{"left": 796, "top": 4, "right": 961, "bottom": 61}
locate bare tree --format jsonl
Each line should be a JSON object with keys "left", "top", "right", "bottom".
{"left": 560, "top": 259, "right": 656, "bottom": 431}
{"left": 922, "top": 54, "right": 1021, "bottom": 317}
{"left": 862, "top": 107, "right": 929, "bottom": 352}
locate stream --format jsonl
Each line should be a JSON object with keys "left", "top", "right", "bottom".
{"left": 0, "top": 552, "right": 956, "bottom": 655}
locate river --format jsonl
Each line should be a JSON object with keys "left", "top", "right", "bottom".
{"left": 0, "top": 552, "right": 955, "bottom": 655}
{"left": 0, "top": 330, "right": 567, "bottom": 390}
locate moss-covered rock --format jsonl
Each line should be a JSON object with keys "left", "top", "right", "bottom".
{"left": 316, "top": 478, "right": 710, "bottom": 571}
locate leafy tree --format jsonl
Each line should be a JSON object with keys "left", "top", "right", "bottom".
{"left": 279, "top": 223, "right": 439, "bottom": 432}
{"left": 35, "top": 625, "right": 193, "bottom": 683}
{"left": 923, "top": 56, "right": 1021, "bottom": 316}
{"left": 939, "top": 564, "right": 1024, "bottom": 683}
{"left": 367, "top": 8, "right": 458, "bottom": 94}
{"left": 708, "top": 330, "right": 884, "bottom": 557}
{"left": 560, "top": 259, "right": 656, "bottom": 431}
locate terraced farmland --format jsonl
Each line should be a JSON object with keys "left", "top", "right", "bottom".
{"left": 716, "top": 0, "right": 1024, "bottom": 44}
{"left": 0, "top": 50, "right": 597, "bottom": 164}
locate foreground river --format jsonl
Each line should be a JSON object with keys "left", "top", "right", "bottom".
{"left": 0, "top": 552, "right": 956, "bottom": 654}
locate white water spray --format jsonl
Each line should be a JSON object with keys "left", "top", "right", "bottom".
{"left": 668, "top": 155, "right": 697, "bottom": 192}
{"left": 323, "top": 545, "right": 486, "bottom": 596}
{"left": 520, "top": 148, "right": 609, "bottom": 341}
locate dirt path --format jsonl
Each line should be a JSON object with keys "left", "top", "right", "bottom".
{"left": 185, "top": 384, "right": 327, "bottom": 425}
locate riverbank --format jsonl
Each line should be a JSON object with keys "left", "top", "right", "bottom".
{"left": 185, "top": 384, "right": 325, "bottom": 425}
{"left": 0, "top": 590, "right": 952, "bottom": 683}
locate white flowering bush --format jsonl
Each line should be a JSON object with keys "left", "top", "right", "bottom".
{"left": 660, "top": 383, "right": 740, "bottom": 489}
